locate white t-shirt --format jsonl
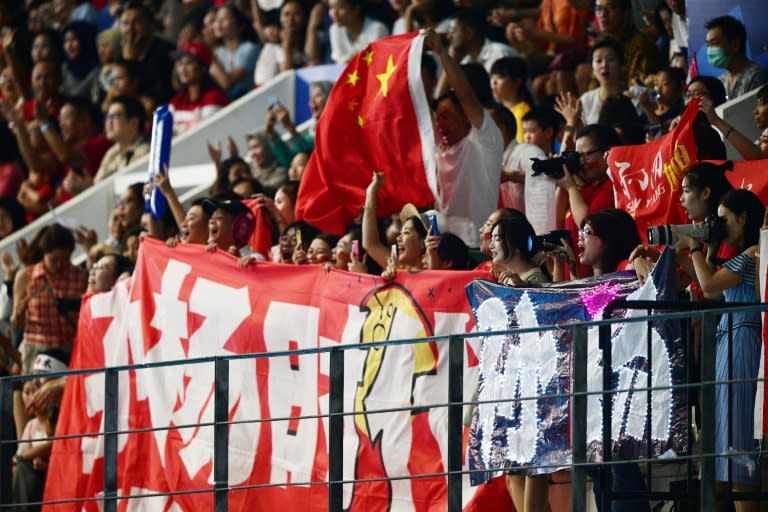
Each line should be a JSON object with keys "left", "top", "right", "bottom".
{"left": 461, "top": 39, "right": 519, "bottom": 74}
{"left": 670, "top": 13, "right": 688, "bottom": 51}
{"left": 393, "top": 17, "right": 407, "bottom": 35}
{"left": 330, "top": 17, "right": 390, "bottom": 64}
{"left": 500, "top": 141, "right": 523, "bottom": 211}
{"left": 436, "top": 111, "right": 503, "bottom": 247}
{"left": 579, "top": 88, "right": 602, "bottom": 126}
{"left": 392, "top": 17, "right": 451, "bottom": 35}
{"left": 499, "top": 142, "right": 556, "bottom": 234}
{"left": 254, "top": 42, "right": 307, "bottom": 86}
{"left": 520, "top": 146, "right": 557, "bottom": 235}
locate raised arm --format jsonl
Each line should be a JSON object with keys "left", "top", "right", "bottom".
{"left": 305, "top": 3, "right": 327, "bottom": 66}
{"left": 154, "top": 171, "right": 186, "bottom": 232}
{"left": 700, "top": 98, "right": 764, "bottom": 161}
{"left": 0, "top": 101, "right": 45, "bottom": 173}
{"left": 423, "top": 29, "right": 484, "bottom": 129}
{"left": 362, "top": 172, "right": 391, "bottom": 269}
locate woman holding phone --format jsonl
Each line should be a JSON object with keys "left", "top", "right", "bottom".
{"left": 362, "top": 172, "right": 426, "bottom": 278}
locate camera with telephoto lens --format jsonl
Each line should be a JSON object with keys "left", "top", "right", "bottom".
{"left": 528, "top": 229, "right": 573, "bottom": 254}
{"left": 647, "top": 217, "right": 727, "bottom": 246}
{"left": 530, "top": 151, "right": 581, "bottom": 180}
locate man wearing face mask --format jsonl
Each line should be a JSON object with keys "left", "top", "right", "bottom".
{"left": 704, "top": 15, "right": 767, "bottom": 101}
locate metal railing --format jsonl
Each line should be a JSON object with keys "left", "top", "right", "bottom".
{"left": 2, "top": 301, "right": 768, "bottom": 511}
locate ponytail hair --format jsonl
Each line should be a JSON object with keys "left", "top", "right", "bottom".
{"left": 683, "top": 161, "right": 734, "bottom": 218}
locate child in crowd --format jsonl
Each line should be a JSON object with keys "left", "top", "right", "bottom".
{"left": 490, "top": 56, "right": 532, "bottom": 143}
{"left": 638, "top": 67, "right": 685, "bottom": 134}
{"left": 519, "top": 106, "right": 561, "bottom": 234}
{"left": 579, "top": 38, "right": 625, "bottom": 126}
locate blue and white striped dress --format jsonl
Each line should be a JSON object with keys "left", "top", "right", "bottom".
{"left": 715, "top": 253, "right": 761, "bottom": 485}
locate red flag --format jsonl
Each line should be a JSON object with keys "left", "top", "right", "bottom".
{"left": 686, "top": 52, "right": 698, "bottom": 85}
{"left": 243, "top": 198, "right": 276, "bottom": 259}
{"left": 295, "top": 33, "right": 438, "bottom": 234}
{"left": 607, "top": 99, "right": 699, "bottom": 242}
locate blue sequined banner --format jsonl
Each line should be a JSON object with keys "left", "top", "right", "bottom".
{"left": 465, "top": 250, "right": 687, "bottom": 485}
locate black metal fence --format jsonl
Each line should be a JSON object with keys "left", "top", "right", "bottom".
{"left": 2, "top": 301, "right": 768, "bottom": 511}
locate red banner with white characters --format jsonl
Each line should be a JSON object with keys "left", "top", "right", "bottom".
{"left": 607, "top": 99, "right": 699, "bottom": 242}
{"left": 722, "top": 159, "right": 768, "bottom": 203}
{"left": 44, "top": 238, "right": 494, "bottom": 511}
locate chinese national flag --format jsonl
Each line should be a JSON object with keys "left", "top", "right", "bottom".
{"left": 607, "top": 98, "right": 699, "bottom": 242}
{"left": 295, "top": 33, "right": 438, "bottom": 234}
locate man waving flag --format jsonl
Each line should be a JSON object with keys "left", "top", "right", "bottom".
{"left": 295, "top": 32, "right": 438, "bottom": 234}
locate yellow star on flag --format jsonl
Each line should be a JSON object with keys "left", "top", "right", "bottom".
{"left": 362, "top": 50, "right": 374, "bottom": 66}
{"left": 376, "top": 55, "right": 396, "bottom": 97}
{"left": 347, "top": 99, "right": 359, "bottom": 111}
{"left": 357, "top": 114, "right": 364, "bottom": 127}
{"left": 346, "top": 69, "right": 360, "bottom": 86}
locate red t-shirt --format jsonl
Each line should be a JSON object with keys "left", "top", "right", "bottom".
{"left": 57, "top": 133, "right": 112, "bottom": 203}
{"left": 22, "top": 98, "right": 62, "bottom": 123}
{"left": 170, "top": 87, "right": 229, "bottom": 135}
{"left": 564, "top": 177, "right": 615, "bottom": 277}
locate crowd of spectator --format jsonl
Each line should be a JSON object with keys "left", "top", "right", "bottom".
{"left": 0, "top": 0, "right": 767, "bottom": 509}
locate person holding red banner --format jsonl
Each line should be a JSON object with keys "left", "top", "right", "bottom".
{"left": 426, "top": 28, "right": 504, "bottom": 247}
{"left": 12, "top": 224, "right": 87, "bottom": 373}
{"left": 675, "top": 189, "right": 764, "bottom": 512}
{"left": 202, "top": 193, "right": 255, "bottom": 254}
{"left": 698, "top": 86, "right": 768, "bottom": 161}
{"left": 293, "top": 232, "right": 339, "bottom": 265}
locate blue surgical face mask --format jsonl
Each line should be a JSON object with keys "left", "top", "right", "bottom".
{"left": 707, "top": 46, "right": 731, "bottom": 69}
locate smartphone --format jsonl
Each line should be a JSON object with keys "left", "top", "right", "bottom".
{"left": 391, "top": 244, "right": 398, "bottom": 261}
{"left": 295, "top": 228, "right": 302, "bottom": 248}
{"left": 351, "top": 240, "right": 359, "bottom": 260}
{"left": 647, "top": 124, "right": 663, "bottom": 140}
{"left": 428, "top": 213, "right": 439, "bottom": 237}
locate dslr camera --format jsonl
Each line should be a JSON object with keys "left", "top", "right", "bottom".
{"left": 647, "top": 217, "right": 726, "bottom": 246}
{"left": 530, "top": 151, "right": 581, "bottom": 180}
{"left": 528, "top": 229, "right": 572, "bottom": 254}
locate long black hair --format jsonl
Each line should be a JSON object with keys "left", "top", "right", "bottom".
{"left": 718, "top": 189, "right": 765, "bottom": 249}
{"left": 583, "top": 208, "right": 641, "bottom": 274}
{"left": 683, "top": 161, "right": 734, "bottom": 219}
{"left": 491, "top": 215, "right": 536, "bottom": 262}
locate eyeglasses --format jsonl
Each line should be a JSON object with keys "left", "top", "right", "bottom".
{"left": 578, "top": 228, "right": 595, "bottom": 239}
{"left": 578, "top": 148, "right": 602, "bottom": 160}
{"left": 105, "top": 112, "right": 126, "bottom": 121}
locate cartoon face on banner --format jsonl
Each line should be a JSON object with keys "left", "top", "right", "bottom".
{"left": 46, "top": 239, "right": 485, "bottom": 512}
